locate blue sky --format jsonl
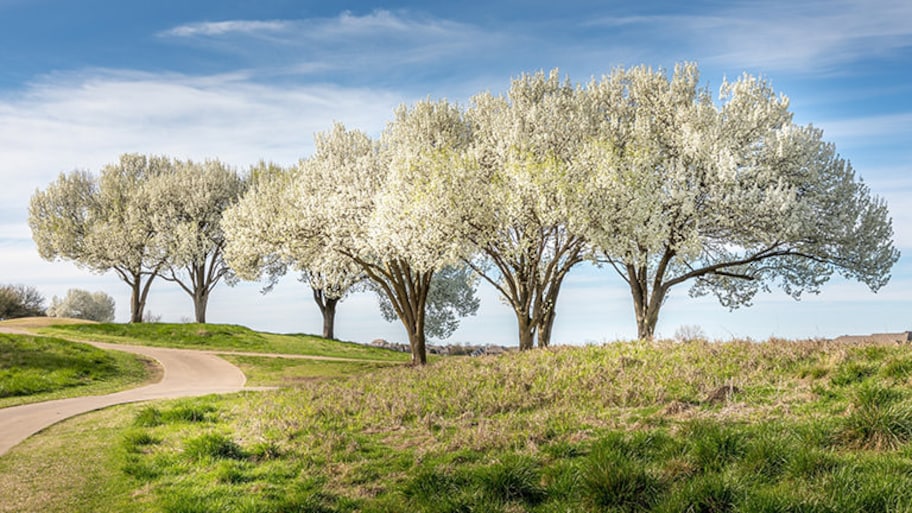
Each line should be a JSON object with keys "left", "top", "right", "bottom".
{"left": 1, "top": 0, "right": 910, "bottom": 344}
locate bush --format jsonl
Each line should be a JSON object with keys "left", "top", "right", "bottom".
{"left": 47, "top": 288, "right": 115, "bottom": 322}
{"left": 0, "top": 284, "right": 45, "bottom": 319}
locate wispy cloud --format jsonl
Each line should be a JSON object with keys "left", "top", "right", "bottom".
{"left": 161, "top": 20, "right": 290, "bottom": 38}
{"left": 158, "top": 10, "right": 507, "bottom": 80}
{"left": 587, "top": 0, "right": 912, "bottom": 73}
{"left": 816, "top": 112, "right": 912, "bottom": 144}
{"left": 0, "top": 69, "right": 402, "bottom": 199}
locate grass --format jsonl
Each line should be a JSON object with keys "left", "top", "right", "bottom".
{"left": 5, "top": 336, "right": 912, "bottom": 511}
{"left": 220, "top": 354, "right": 399, "bottom": 386}
{"left": 39, "top": 322, "right": 408, "bottom": 362}
{"left": 0, "top": 333, "right": 155, "bottom": 408}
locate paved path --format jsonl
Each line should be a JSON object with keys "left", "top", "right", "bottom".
{"left": 0, "top": 338, "right": 254, "bottom": 456}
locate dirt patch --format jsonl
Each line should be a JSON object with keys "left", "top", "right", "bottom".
{"left": 704, "top": 384, "right": 741, "bottom": 404}
{"left": 663, "top": 400, "right": 697, "bottom": 415}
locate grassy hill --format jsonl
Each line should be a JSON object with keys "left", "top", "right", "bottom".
{"left": 4, "top": 335, "right": 912, "bottom": 511}
{"left": 40, "top": 322, "right": 407, "bottom": 361}
{"left": 0, "top": 332, "right": 154, "bottom": 408}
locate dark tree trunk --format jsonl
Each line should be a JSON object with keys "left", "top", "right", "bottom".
{"left": 517, "top": 313, "right": 535, "bottom": 351}
{"left": 629, "top": 272, "right": 666, "bottom": 340}
{"left": 537, "top": 308, "right": 555, "bottom": 348}
{"left": 321, "top": 297, "right": 338, "bottom": 340}
{"left": 354, "top": 257, "right": 432, "bottom": 365}
{"left": 407, "top": 326, "right": 427, "bottom": 366}
{"left": 129, "top": 280, "right": 144, "bottom": 323}
{"left": 193, "top": 290, "right": 209, "bottom": 324}
{"left": 128, "top": 272, "right": 156, "bottom": 323}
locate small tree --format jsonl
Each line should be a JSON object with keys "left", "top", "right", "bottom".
{"left": 223, "top": 162, "right": 363, "bottom": 340}
{"left": 0, "top": 284, "right": 46, "bottom": 319}
{"left": 374, "top": 265, "right": 480, "bottom": 340}
{"left": 47, "top": 289, "right": 115, "bottom": 322}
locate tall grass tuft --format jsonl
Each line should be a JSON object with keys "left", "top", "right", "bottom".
{"left": 841, "top": 384, "right": 912, "bottom": 450}
{"left": 683, "top": 421, "right": 745, "bottom": 473}
{"left": 480, "top": 454, "right": 546, "bottom": 506}
{"left": 183, "top": 433, "right": 245, "bottom": 461}
{"left": 582, "top": 440, "right": 664, "bottom": 511}
{"left": 657, "top": 473, "right": 742, "bottom": 513}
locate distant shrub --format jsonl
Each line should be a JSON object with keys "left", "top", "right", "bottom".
{"left": 47, "top": 288, "right": 115, "bottom": 322}
{"left": 0, "top": 283, "right": 45, "bottom": 319}
{"left": 674, "top": 324, "right": 707, "bottom": 342}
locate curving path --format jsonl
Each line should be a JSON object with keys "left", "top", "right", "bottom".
{"left": 0, "top": 337, "right": 256, "bottom": 456}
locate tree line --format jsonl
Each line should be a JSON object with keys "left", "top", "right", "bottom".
{"left": 29, "top": 63, "right": 899, "bottom": 365}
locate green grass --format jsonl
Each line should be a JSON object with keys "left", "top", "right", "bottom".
{"left": 220, "top": 354, "right": 400, "bottom": 386}
{"left": 0, "top": 333, "right": 154, "bottom": 408}
{"left": 5, "top": 337, "right": 912, "bottom": 512}
{"left": 39, "top": 322, "right": 407, "bottom": 362}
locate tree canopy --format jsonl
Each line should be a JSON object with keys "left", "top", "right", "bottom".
{"left": 575, "top": 63, "right": 899, "bottom": 338}
{"left": 29, "top": 154, "right": 170, "bottom": 322}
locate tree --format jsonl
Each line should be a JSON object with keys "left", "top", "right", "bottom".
{"left": 147, "top": 159, "right": 245, "bottom": 323}
{"left": 232, "top": 111, "right": 470, "bottom": 365}
{"left": 365, "top": 100, "right": 478, "bottom": 363}
{"left": 577, "top": 63, "right": 899, "bottom": 338}
{"left": 29, "top": 154, "right": 171, "bottom": 322}
{"left": 419, "top": 70, "right": 594, "bottom": 350}
{"left": 222, "top": 162, "right": 363, "bottom": 340}
{"left": 47, "top": 289, "right": 115, "bottom": 322}
{"left": 0, "top": 284, "right": 46, "bottom": 319}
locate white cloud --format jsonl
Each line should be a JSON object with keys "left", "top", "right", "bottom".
{"left": 0, "top": 69, "right": 402, "bottom": 206}
{"left": 161, "top": 20, "right": 290, "bottom": 38}
{"left": 816, "top": 112, "right": 912, "bottom": 145}
{"left": 587, "top": 0, "right": 912, "bottom": 73}
{"left": 157, "top": 10, "right": 505, "bottom": 76}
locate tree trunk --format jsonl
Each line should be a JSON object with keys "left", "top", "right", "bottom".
{"left": 517, "top": 314, "right": 535, "bottom": 351}
{"left": 407, "top": 327, "right": 427, "bottom": 366}
{"left": 129, "top": 280, "right": 144, "bottom": 323}
{"left": 537, "top": 308, "right": 555, "bottom": 348}
{"left": 631, "top": 284, "right": 664, "bottom": 340}
{"left": 322, "top": 297, "right": 338, "bottom": 340}
{"left": 193, "top": 290, "right": 209, "bottom": 324}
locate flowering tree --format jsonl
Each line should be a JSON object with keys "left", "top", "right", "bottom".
{"left": 368, "top": 100, "right": 480, "bottom": 362}
{"left": 261, "top": 108, "right": 473, "bottom": 365}
{"left": 47, "top": 289, "right": 115, "bottom": 322}
{"left": 223, "top": 161, "right": 364, "bottom": 340}
{"left": 29, "top": 154, "right": 171, "bottom": 322}
{"left": 146, "top": 159, "right": 245, "bottom": 323}
{"left": 577, "top": 63, "right": 899, "bottom": 338}
{"left": 455, "top": 70, "right": 593, "bottom": 350}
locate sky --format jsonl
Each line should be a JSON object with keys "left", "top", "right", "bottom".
{"left": 1, "top": 0, "right": 910, "bottom": 345}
